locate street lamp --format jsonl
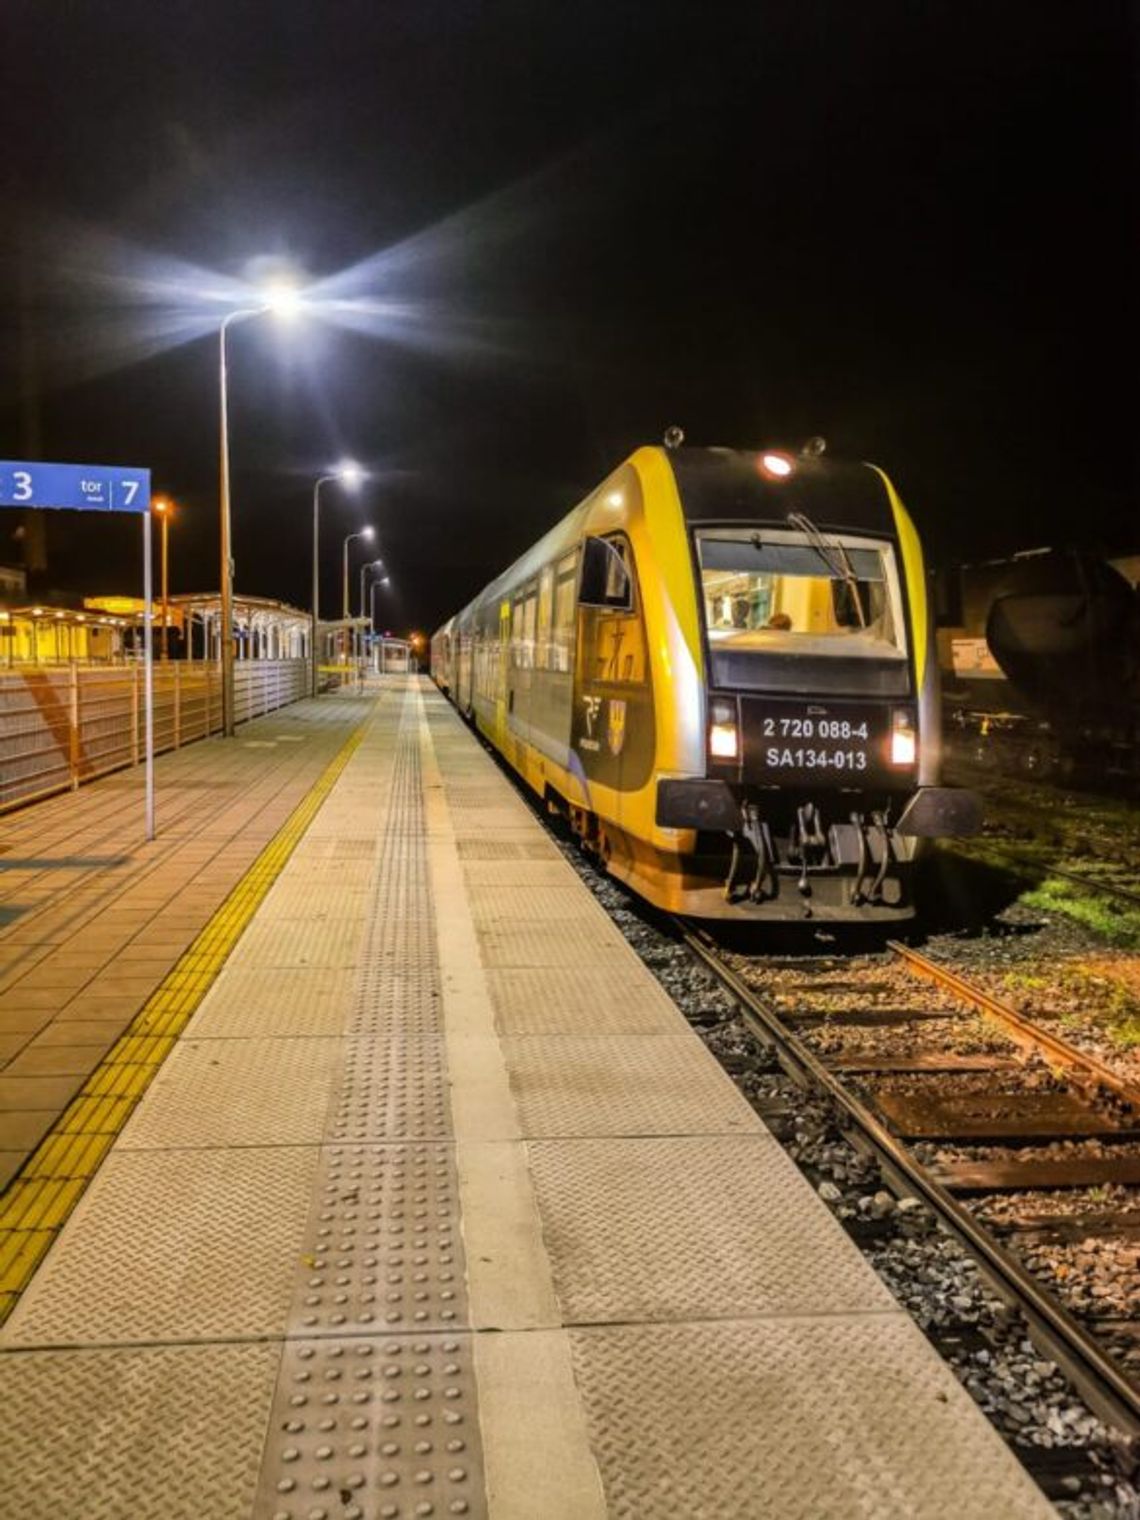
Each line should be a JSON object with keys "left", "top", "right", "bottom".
{"left": 370, "top": 576, "right": 391, "bottom": 674}
{"left": 358, "top": 555, "right": 383, "bottom": 668}
{"left": 218, "top": 276, "right": 304, "bottom": 736}
{"left": 359, "top": 556, "right": 384, "bottom": 622}
{"left": 152, "top": 496, "right": 174, "bottom": 660}
{"left": 311, "top": 461, "right": 363, "bottom": 697}
{"left": 343, "top": 526, "right": 375, "bottom": 620}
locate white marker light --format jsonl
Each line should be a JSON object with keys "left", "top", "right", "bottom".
{"left": 890, "top": 711, "right": 917, "bottom": 766}
{"left": 760, "top": 453, "right": 794, "bottom": 478}
{"left": 709, "top": 698, "right": 739, "bottom": 760}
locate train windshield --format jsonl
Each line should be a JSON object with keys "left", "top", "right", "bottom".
{"left": 697, "top": 529, "right": 908, "bottom": 664}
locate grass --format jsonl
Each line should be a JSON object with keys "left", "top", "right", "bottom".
{"left": 1020, "top": 878, "right": 1140, "bottom": 951}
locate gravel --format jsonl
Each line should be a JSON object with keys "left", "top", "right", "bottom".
{"left": 543, "top": 824, "right": 1140, "bottom": 1517}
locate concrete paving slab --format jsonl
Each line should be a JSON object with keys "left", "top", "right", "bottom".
{"left": 0, "top": 1073, "right": 85, "bottom": 1110}
{"left": 0, "top": 1109, "right": 55, "bottom": 1151}
{"left": 30, "top": 1019, "right": 128, "bottom": 1046}
{"left": 2, "top": 1043, "right": 113, "bottom": 1077}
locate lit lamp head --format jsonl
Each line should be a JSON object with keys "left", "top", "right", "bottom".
{"left": 261, "top": 279, "right": 304, "bottom": 319}
{"left": 361, "top": 525, "right": 375, "bottom": 541}
{"left": 152, "top": 496, "right": 172, "bottom": 517}
{"left": 337, "top": 461, "right": 365, "bottom": 490}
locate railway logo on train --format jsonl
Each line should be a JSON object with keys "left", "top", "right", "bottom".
{"left": 432, "top": 435, "right": 981, "bottom": 921}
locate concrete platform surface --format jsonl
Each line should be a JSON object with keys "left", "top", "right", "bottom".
{"left": 0, "top": 688, "right": 376, "bottom": 1185}
{"left": 0, "top": 677, "right": 1054, "bottom": 1517}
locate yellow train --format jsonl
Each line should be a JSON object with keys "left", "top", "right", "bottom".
{"left": 431, "top": 438, "right": 979, "bottom": 920}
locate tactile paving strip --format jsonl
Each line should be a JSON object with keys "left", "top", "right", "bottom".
{"left": 567, "top": 1317, "right": 1054, "bottom": 1519}
{"left": 287, "top": 1144, "right": 465, "bottom": 1335}
{"left": 327, "top": 1038, "right": 450, "bottom": 1142}
{"left": 0, "top": 1342, "right": 281, "bottom": 1520}
{"left": 348, "top": 972, "right": 444, "bottom": 1037}
{"left": 528, "top": 1135, "right": 897, "bottom": 1323}
{"left": 252, "top": 1334, "right": 484, "bottom": 1520}
{"left": 500, "top": 1036, "right": 762, "bottom": 1137}
{"left": 255, "top": 689, "right": 489, "bottom": 1516}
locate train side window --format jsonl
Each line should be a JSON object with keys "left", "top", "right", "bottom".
{"left": 510, "top": 594, "right": 525, "bottom": 669}
{"left": 552, "top": 551, "right": 578, "bottom": 673}
{"left": 522, "top": 586, "right": 537, "bottom": 669}
{"left": 579, "top": 536, "right": 633, "bottom": 610}
{"left": 536, "top": 566, "right": 554, "bottom": 670}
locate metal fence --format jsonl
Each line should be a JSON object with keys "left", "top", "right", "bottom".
{"left": 0, "top": 659, "right": 311, "bottom": 812}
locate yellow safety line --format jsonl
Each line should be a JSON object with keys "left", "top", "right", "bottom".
{"left": 0, "top": 708, "right": 373, "bottom": 1324}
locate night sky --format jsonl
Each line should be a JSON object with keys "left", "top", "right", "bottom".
{"left": 0, "top": 1, "right": 1134, "bottom": 637}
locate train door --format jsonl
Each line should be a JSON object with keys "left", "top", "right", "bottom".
{"left": 457, "top": 625, "right": 473, "bottom": 713}
{"left": 508, "top": 579, "right": 537, "bottom": 752}
{"left": 494, "top": 600, "right": 511, "bottom": 745}
{"left": 570, "top": 534, "right": 655, "bottom": 802}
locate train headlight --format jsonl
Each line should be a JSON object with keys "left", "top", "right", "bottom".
{"left": 709, "top": 699, "right": 739, "bottom": 760}
{"left": 890, "top": 710, "right": 917, "bottom": 766}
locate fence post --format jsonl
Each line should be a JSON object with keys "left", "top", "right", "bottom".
{"left": 205, "top": 661, "right": 212, "bottom": 737}
{"left": 69, "top": 664, "right": 80, "bottom": 790}
{"left": 174, "top": 661, "right": 181, "bottom": 750}
{"left": 131, "top": 664, "right": 139, "bottom": 766}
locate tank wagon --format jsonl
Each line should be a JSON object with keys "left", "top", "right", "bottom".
{"left": 432, "top": 438, "right": 980, "bottom": 920}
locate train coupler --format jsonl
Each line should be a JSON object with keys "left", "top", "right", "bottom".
{"left": 723, "top": 803, "right": 776, "bottom": 903}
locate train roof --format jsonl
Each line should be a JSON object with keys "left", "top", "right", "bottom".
{"left": 666, "top": 447, "right": 895, "bottom": 535}
{"left": 437, "top": 446, "right": 901, "bottom": 635}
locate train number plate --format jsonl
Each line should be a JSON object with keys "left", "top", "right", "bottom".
{"left": 743, "top": 702, "right": 888, "bottom": 781}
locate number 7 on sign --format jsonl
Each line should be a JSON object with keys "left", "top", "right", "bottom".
{"left": 121, "top": 479, "right": 139, "bottom": 506}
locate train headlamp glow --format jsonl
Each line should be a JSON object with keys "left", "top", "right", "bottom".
{"left": 709, "top": 699, "right": 739, "bottom": 760}
{"left": 890, "top": 710, "right": 917, "bottom": 766}
{"left": 760, "top": 452, "right": 794, "bottom": 478}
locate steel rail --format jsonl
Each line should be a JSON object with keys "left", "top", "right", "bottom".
{"left": 677, "top": 921, "right": 1140, "bottom": 1436}
{"left": 888, "top": 940, "right": 1140, "bottom": 1111}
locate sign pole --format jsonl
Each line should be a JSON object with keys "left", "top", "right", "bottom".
{"left": 143, "top": 508, "right": 155, "bottom": 841}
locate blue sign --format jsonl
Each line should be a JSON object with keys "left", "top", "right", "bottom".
{"left": 0, "top": 460, "right": 151, "bottom": 514}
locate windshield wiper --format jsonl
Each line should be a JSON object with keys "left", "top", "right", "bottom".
{"left": 785, "top": 510, "right": 868, "bottom": 627}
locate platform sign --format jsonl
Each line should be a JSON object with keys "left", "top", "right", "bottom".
{"left": 0, "top": 460, "right": 150, "bottom": 514}
{"left": 0, "top": 458, "right": 156, "bottom": 840}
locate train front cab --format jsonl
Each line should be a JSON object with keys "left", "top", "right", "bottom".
{"left": 616, "top": 447, "right": 981, "bottom": 920}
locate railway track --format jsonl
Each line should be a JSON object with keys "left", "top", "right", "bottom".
{"left": 969, "top": 844, "right": 1140, "bottom": 913}
{"left": 679, "top": 924, "right": 1140, "bottom": 1437}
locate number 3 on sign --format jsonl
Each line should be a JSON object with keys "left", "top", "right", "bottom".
{"left": 12, "top": 471, "right": 32, "bottom": 502}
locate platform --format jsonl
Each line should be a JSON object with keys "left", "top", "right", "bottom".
{"left": 0, "top": 677, "right": 1053, "bottom": 1517}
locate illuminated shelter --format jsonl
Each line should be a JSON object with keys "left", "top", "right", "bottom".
{"left": 0, "top": 605, "right": 129, "bottom": 665}
{"left": 167, "top": 593, "right": 312, "bottom": 660}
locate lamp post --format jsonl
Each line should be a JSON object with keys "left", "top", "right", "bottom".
{"left": 152, "top": 497, "right": 173, "bottom": 660}
{"left": 358, "top": 555, "right": 383, "bottom": 668}
{"left": 359, "top": 557, "right": 384, "bottom": 623}
{"left": 369, "top": 575, "right": 391, "bottom": 670}
{"left": 218, "top": 279, "right": 302, "bottom": 736}
{"left": 311, "top": 462, "right": 364, "bottom": 698}
{"left": 343, "top": 526, "right": 375, "bottom": 620}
